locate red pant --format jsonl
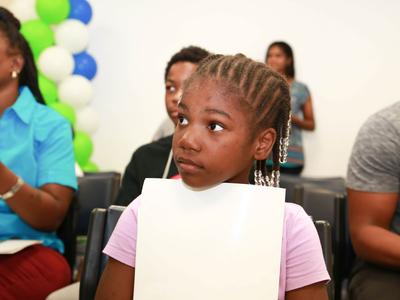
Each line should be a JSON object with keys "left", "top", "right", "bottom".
{"left": 0, "top": 244, "right": 71, "bottom": 300}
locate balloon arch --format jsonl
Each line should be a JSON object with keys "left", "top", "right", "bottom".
{"left": 9, "top": 0, "right": 99, "bottom": 172}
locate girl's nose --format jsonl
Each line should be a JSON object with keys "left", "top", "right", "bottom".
{"left": 178, "top": 125, "right": 201, "bottom": 152}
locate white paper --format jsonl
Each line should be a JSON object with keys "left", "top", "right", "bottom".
{"left": 134, "top": 179, "right": 285, "bottom": 300}
{"left": 0, "top": 239, "right": 42, "bottom": 254}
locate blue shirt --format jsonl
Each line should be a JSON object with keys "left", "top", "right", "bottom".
{"left": 0, "top": 87, "right": 77, "bottom": 253}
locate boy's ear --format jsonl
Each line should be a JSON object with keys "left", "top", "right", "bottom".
{"left": 254, "top": 128, "right": 276, "bottom": 161}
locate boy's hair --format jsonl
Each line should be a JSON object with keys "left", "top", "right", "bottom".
{"left": 265, "top": 41, "right": 295, "bottom": 79}
{"left": 184, "top": 53, "right": 291, "bottom": 178}
{"left": 0, "top": 7, "right": 45, "bottom": 104}
{"left": 164, "top": 46, "right": 210, "bottom": 81}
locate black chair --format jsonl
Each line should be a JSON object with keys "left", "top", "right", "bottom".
{"left": 340, "top": 201, "right": 356, "bottom": 300}
{"left": 280, "top": 174, "right": 345, "bottom": 203}
{"left": 295, "top": 185, "right": 346, "bottom": 300}
{"left": 80, "top": 205, "right": 126, "bottom": 300}
{"left": 314, "top": 220, "right": 334, "bottom": 300}
{"left": 77, "top": 172, "right": 121, "bottom": 235}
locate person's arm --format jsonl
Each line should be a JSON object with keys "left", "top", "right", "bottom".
{"left": 348, "top": 188, "right": 400, "bottom": 268}
{"left": 286, "top": 281, "right": 328, "bottom": 300}
{"left": 291, "top": 96, "right": 315, "bottom": 131}
{"left": 284, "top": 205, "right": 330, "bottom": 297}
{"left": 0, "top": 162, "right": 73, "bottom": 231}
{"left": 95, "top": 258, "right": 135, "bottom": 300}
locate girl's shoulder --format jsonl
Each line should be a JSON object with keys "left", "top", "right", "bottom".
{"left": 284, "top": 202, "right": 307, "bottom": 218}
{"left": 283, "top": 202, "right": 313, "bottom": 232}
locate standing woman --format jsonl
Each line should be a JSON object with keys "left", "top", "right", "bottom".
{"left": 265, "top": 41, "right": 315, "bottom": 175}
{"left": 0, "top": 8, "right": 77, "bottom": 300}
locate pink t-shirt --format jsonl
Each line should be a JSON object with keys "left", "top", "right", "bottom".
{"left": 104, "top": 197, "right": 330, "bottom": 299}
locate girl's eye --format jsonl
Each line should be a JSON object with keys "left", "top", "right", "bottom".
{"left": 208, "top": 123, "right": 224, "bottom": 132}
{"left": 178, "top": 115, "right": 188, "bottom": 125}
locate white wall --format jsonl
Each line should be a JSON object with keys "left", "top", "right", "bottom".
{"left": 88, "top": 0, "right": 400, "bottom": 177}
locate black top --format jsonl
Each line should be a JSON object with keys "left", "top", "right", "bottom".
{"left": 115, "top": 135, "right": 178, "bottom": 206}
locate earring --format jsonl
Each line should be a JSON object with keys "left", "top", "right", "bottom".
{"left": 11, "top": 70, "right": 18, "bottom": 79}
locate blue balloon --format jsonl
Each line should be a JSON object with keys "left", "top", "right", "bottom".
{"left": 68, "top": 0, "right": 93, "bottom": 24}
{"left": 73, "top": 52, "right": 97, "bottom": 80}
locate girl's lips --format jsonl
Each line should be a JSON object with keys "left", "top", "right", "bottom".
{"left": 176, "top": 157, "right": 203, "bottom": 173}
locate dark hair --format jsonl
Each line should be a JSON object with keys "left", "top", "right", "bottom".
{"left": 266, "top": 41, "right": 295, "bottom": 79}
{"left": 184, "top": 54, "right": 291, "bottom": 177}
{"left": 0, "top": 7, "right": 45, "bottom": 104}
{"left": 164, "top": 46, "right": 210, "bottom": 81}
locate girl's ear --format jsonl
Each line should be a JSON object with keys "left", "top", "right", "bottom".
{"left": 254, "top": 128, "right": 276, "bottom": 161}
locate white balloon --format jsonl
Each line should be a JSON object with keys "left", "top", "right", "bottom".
{"left": 58, "top": 75, "right": 93, "bottom": 109}
{"left": 9, "top": 0, "right": 37, "bottom": 22}
{"left": 76, "top": 106, "right": 99, "bottom": 134}
{"left": 0, "top": 0, "right": 14, "bottom": 10}
{"left": 38, "top": 46, "right": 74, "bottom": 82}
{"left": 55, "top": 20, "right": 89, "bottom": 54}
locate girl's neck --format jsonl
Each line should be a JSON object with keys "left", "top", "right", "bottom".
{"left": 0, "top": 81, "right": 20, "bottom": 117}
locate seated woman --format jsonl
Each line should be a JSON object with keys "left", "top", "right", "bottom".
{"left": 0, "top": 8, "right": 77, "bottom": 300}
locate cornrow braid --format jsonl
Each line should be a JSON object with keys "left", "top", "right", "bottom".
{"left": 185, "top": 54, "right": 291, "bottom": 187}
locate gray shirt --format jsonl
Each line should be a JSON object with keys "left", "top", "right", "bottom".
{"left": 347, "top": 101, "right": 400, "bottom": 233}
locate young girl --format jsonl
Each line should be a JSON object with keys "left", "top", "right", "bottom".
{"left": 96, "top": 54, "right": 329, "bottom": 300}
{"left": 265, "top": 41, "right": 316, "bottom": 175}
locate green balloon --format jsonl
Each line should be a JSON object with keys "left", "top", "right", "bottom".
{"left": 49, "top": 102, "right": 76, "bottom": 125}
{"left": 36, "top": 0, "right": 70, "bottom": 24}
{"left": 73, "top": 131, "right": 93, "bottom": 167}
{"left": 20, "top": 20, "right": 54, "bottom": 58}
{"left": 82, "top": 161, "right": 99, "bottom": 173}
{"left": 38, "top": 74, "right": 58, "bottom": 105}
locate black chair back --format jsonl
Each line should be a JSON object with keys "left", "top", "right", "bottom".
{"left": 80, "top": 205, "right": 125, "bottom": 300}
{"left": 295, "top": 185, "right": 346, "bottom": 300}
{"left": 314, "top": 220, "right": 334, "bottom": 299}
{"left": 280, "top": 174, "right": 345, "bottom": 203}
{"left": 77, "top": 172, "right": 121, "bottom": 235}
